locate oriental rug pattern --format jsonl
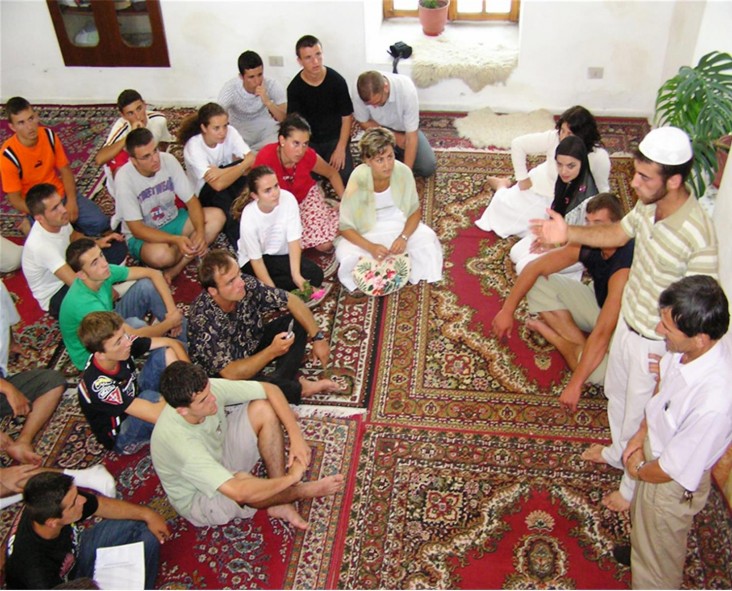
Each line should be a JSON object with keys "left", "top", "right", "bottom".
{"left": 369, "top": 151, "right": 637, "bottom": 436}
{"left": 0, "top": 394, "right": 359, "bottom": 590}
{"left": 336, "top": 425, "right": 732, "bottom": 589}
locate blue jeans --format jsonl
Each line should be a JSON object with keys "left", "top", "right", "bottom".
{"left": 114, "top": 278, "right": 188, "bottom": 346}
{"left": 74, "top": 194, "right": 110, "bottom": 236}
{"left": 114, "top": 389, "right": 159, "bottom": 454}
{"left": 76, "top": 518, "right": 160, "bottom": 589}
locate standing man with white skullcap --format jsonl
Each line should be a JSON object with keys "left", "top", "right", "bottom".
{"left": 529, "top": 127, "right": 718, "bottom": 511}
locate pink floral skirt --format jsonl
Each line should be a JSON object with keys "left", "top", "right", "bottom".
{"left": 299, "top": 184, "right": 339, "bottom": 249}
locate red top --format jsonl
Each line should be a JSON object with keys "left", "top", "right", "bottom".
{"left": 254, "top": 143, "right": 317, "bottom": 204}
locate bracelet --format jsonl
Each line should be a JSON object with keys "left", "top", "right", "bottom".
{"left": 400, "top": 233, "right": 409, "bottom": 241}
{"left": 635, "top": 460, "right": 647, "bottom": 479}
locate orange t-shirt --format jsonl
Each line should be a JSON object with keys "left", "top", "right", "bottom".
{"left": 0, "top": 127, "right": 69, "bottom": 199}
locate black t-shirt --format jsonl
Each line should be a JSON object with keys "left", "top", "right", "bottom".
{"left": 287, "top": 67, "right": 354, "bottom": 144}
{"left": 579, "top": 239, "right": 635, "bottom": 306}
{"left": 5, "top": 491, "right": 99, "bottom": 589}
{"left": 77, "top": 336, "right": 152, "bottom": 449}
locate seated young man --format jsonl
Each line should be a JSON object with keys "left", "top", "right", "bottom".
{"left": 492, "top": 194, "right": 633, "bottom": 412}
{"left": 1, "top": 282, "right": 65, "bottom": 465}
{"left": 218, "top": 50, "right": 287, "bottom": 150}
{"left": 0, "top": 96, "right": 109, "bottom": 236}
{"left": 77, "top": 311, "right": 188, "bottom": 454}
{"left": 60, "top": 238, "right": 185, "bottom": 371}
{"left": 4, "top": 472, "right": 168, "bottom": 590}
{"left": 188, "top": 250, "right": 339, "bottom": 404}
{"left": 0, "top": 433, "right": 116, "bottom": 510}
{"left": 287, "top": 35, "right": 354, "bottom": 185}
{"left": 95, "top": 89, "right": 174, "bottom": 198}
{"left": 151, "top": 361, "right": 344, "bottom": 528}
{"left": 22, "top": 183, "right": 126, "bottom": 318}
{"left": 114, "top": 128, "right": 225, "bottom": 281}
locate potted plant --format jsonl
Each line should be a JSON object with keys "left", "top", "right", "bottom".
{"left": 654, "top": 50, "right": 732, "bottom": 197}
{"left": 418, "top": 0, "right": 450, "bottom": 37}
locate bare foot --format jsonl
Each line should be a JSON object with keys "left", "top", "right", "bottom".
{"left": 299, "top": 377, "right": 345, "bottom": 397}
{"left": 162, "top": 270, "right": 175, "bottom": 286}
{"left": 5, "top": 441, "right": 42, "bottom": 465}
{"left": 526, "top": 317, "right": 557, "bottom": 338}
{"left": 297, "top": 474, "right": 345, "bottom": 499}
{"left": 267, "top": 503, "right": 309, "bottom": 530}
{"left": 602, "top": 490, "right": 631, "bottom": 512}
{"left": 484, "top": 176, "right": 511, "bottom": 192}
{"left": 581, "top": 444, "right": 608, "bottom": 464}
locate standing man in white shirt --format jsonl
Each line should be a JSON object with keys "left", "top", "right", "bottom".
{"left": 614, "top": 275, "right": 732, "bottom": 589}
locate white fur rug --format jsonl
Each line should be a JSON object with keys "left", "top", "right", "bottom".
{"left": 411, "top": 34, "right": 518, "bottom": 91}
{"left": 454, "top": 107, "right": 556, "bottom": 149}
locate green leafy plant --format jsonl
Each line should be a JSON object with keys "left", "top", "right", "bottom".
{"left": 655, "top": 50, "right": 732, "bottom": 198}
{"left": 420, "top": 0, "right": 447, "bottom": 8}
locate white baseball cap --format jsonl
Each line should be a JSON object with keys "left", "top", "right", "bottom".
{"left": 639, "top": 126, "right": 693, "bottom": 165}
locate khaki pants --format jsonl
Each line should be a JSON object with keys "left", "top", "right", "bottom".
{"left": 630, "top": 438, "right": 711, "bottom": 589}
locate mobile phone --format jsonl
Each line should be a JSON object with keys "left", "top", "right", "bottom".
{"left": 285, "top": 319, "right": 295, "bottom": 339}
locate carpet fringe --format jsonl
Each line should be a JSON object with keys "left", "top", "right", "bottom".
{"left": 294, "top": 404, "right": 367, "bottom": 419}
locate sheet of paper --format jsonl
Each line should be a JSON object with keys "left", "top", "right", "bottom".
{"left": 94, "top": 540, "right": 145, "bottom": 590}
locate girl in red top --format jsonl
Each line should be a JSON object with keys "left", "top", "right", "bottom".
{"left": 255, "top": 114, "right": 343, "bottom": 251}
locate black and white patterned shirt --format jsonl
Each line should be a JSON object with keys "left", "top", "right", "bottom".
{"left": 188, "top": 274, "right": 289, "bottom": 376}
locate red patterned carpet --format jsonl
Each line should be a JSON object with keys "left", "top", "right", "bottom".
{"left": 337, "top": 426, "right": 730, "bottom": 589}
{"left": 3, "top": 106, "right": 731, "bottom": 589}
{"left": 2, "top": 396, "right": 359, "bottom": 589}
{"left": 339, "top": 149, "right": 732, "bottom": 588}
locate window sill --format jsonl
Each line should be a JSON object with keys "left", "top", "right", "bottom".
{"left": 367, "top": 18, "right": 519, "bottom": 67}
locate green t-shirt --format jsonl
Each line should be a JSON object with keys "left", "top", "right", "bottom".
{"left": 59, "top": 264, "right": 130, "bottom": 369}
{"left": 150, "top": 379, "right": 266, "bottom": 521}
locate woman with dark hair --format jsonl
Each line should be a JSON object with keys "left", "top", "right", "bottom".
{"left": 510, "top": 135, "right": 600, "bottom": 275}
{"left": 181, "top": 102, "right": 255, "bottom": 246}
{"left": 254, "top": 114, "right": 342, "bottom": 252}
{"left": 475, "top": 105, "right": 609, "bottom": 238}
{"left": 236, "top": 165, "right": 324, "bottom": 291}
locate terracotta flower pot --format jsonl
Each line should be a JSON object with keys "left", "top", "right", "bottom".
{"left": 418, "top": 0, "right": 449, "bottom": 37}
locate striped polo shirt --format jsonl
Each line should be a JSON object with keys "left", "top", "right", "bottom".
{"left": 620, "top": 195, "right": 718, "bottom": 339}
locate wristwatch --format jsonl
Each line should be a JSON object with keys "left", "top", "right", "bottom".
{"left": 309, "top": 330, "right": 325, "bottom": 342}
{"left": 635, "top": 460, "right": 647, "bottom": 480}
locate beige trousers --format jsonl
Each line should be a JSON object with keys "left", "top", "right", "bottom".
{"left": 630, "top": 438, "right": 711, "bottom": 589}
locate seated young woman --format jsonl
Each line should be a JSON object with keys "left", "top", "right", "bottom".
{"left": 254, "top": 114, "right": 342, "bottom": 252}
{"left": 236, "top": 165, "right": 324, "bottom": 292}
{"left": 180, "top": 102, "right": 255, "bottom": 247}
{"left": 510, "top": 135, "right": 600, "bottom": 276}
{"left": 475, "top": 105, "right": 609, "bottom": 239}
{"left": 336, "top": 127, "right": 443, "bottom": 292}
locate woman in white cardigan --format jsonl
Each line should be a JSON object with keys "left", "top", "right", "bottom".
{"left": 475, "top": 105, "right": 610, "bottom": 238}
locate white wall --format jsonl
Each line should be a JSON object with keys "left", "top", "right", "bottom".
{"left": 1, "top": 0, "right": 730, "bottom": 117}
{"left": 694, "top": 0, "right": 732, "bottom": 65}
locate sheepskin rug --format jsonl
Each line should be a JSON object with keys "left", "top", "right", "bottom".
{"left": 454, "top": 107, "right": 556, "bottom": 149}
{"left": 411, "top": 34, "right": 518, "bottom": 92}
